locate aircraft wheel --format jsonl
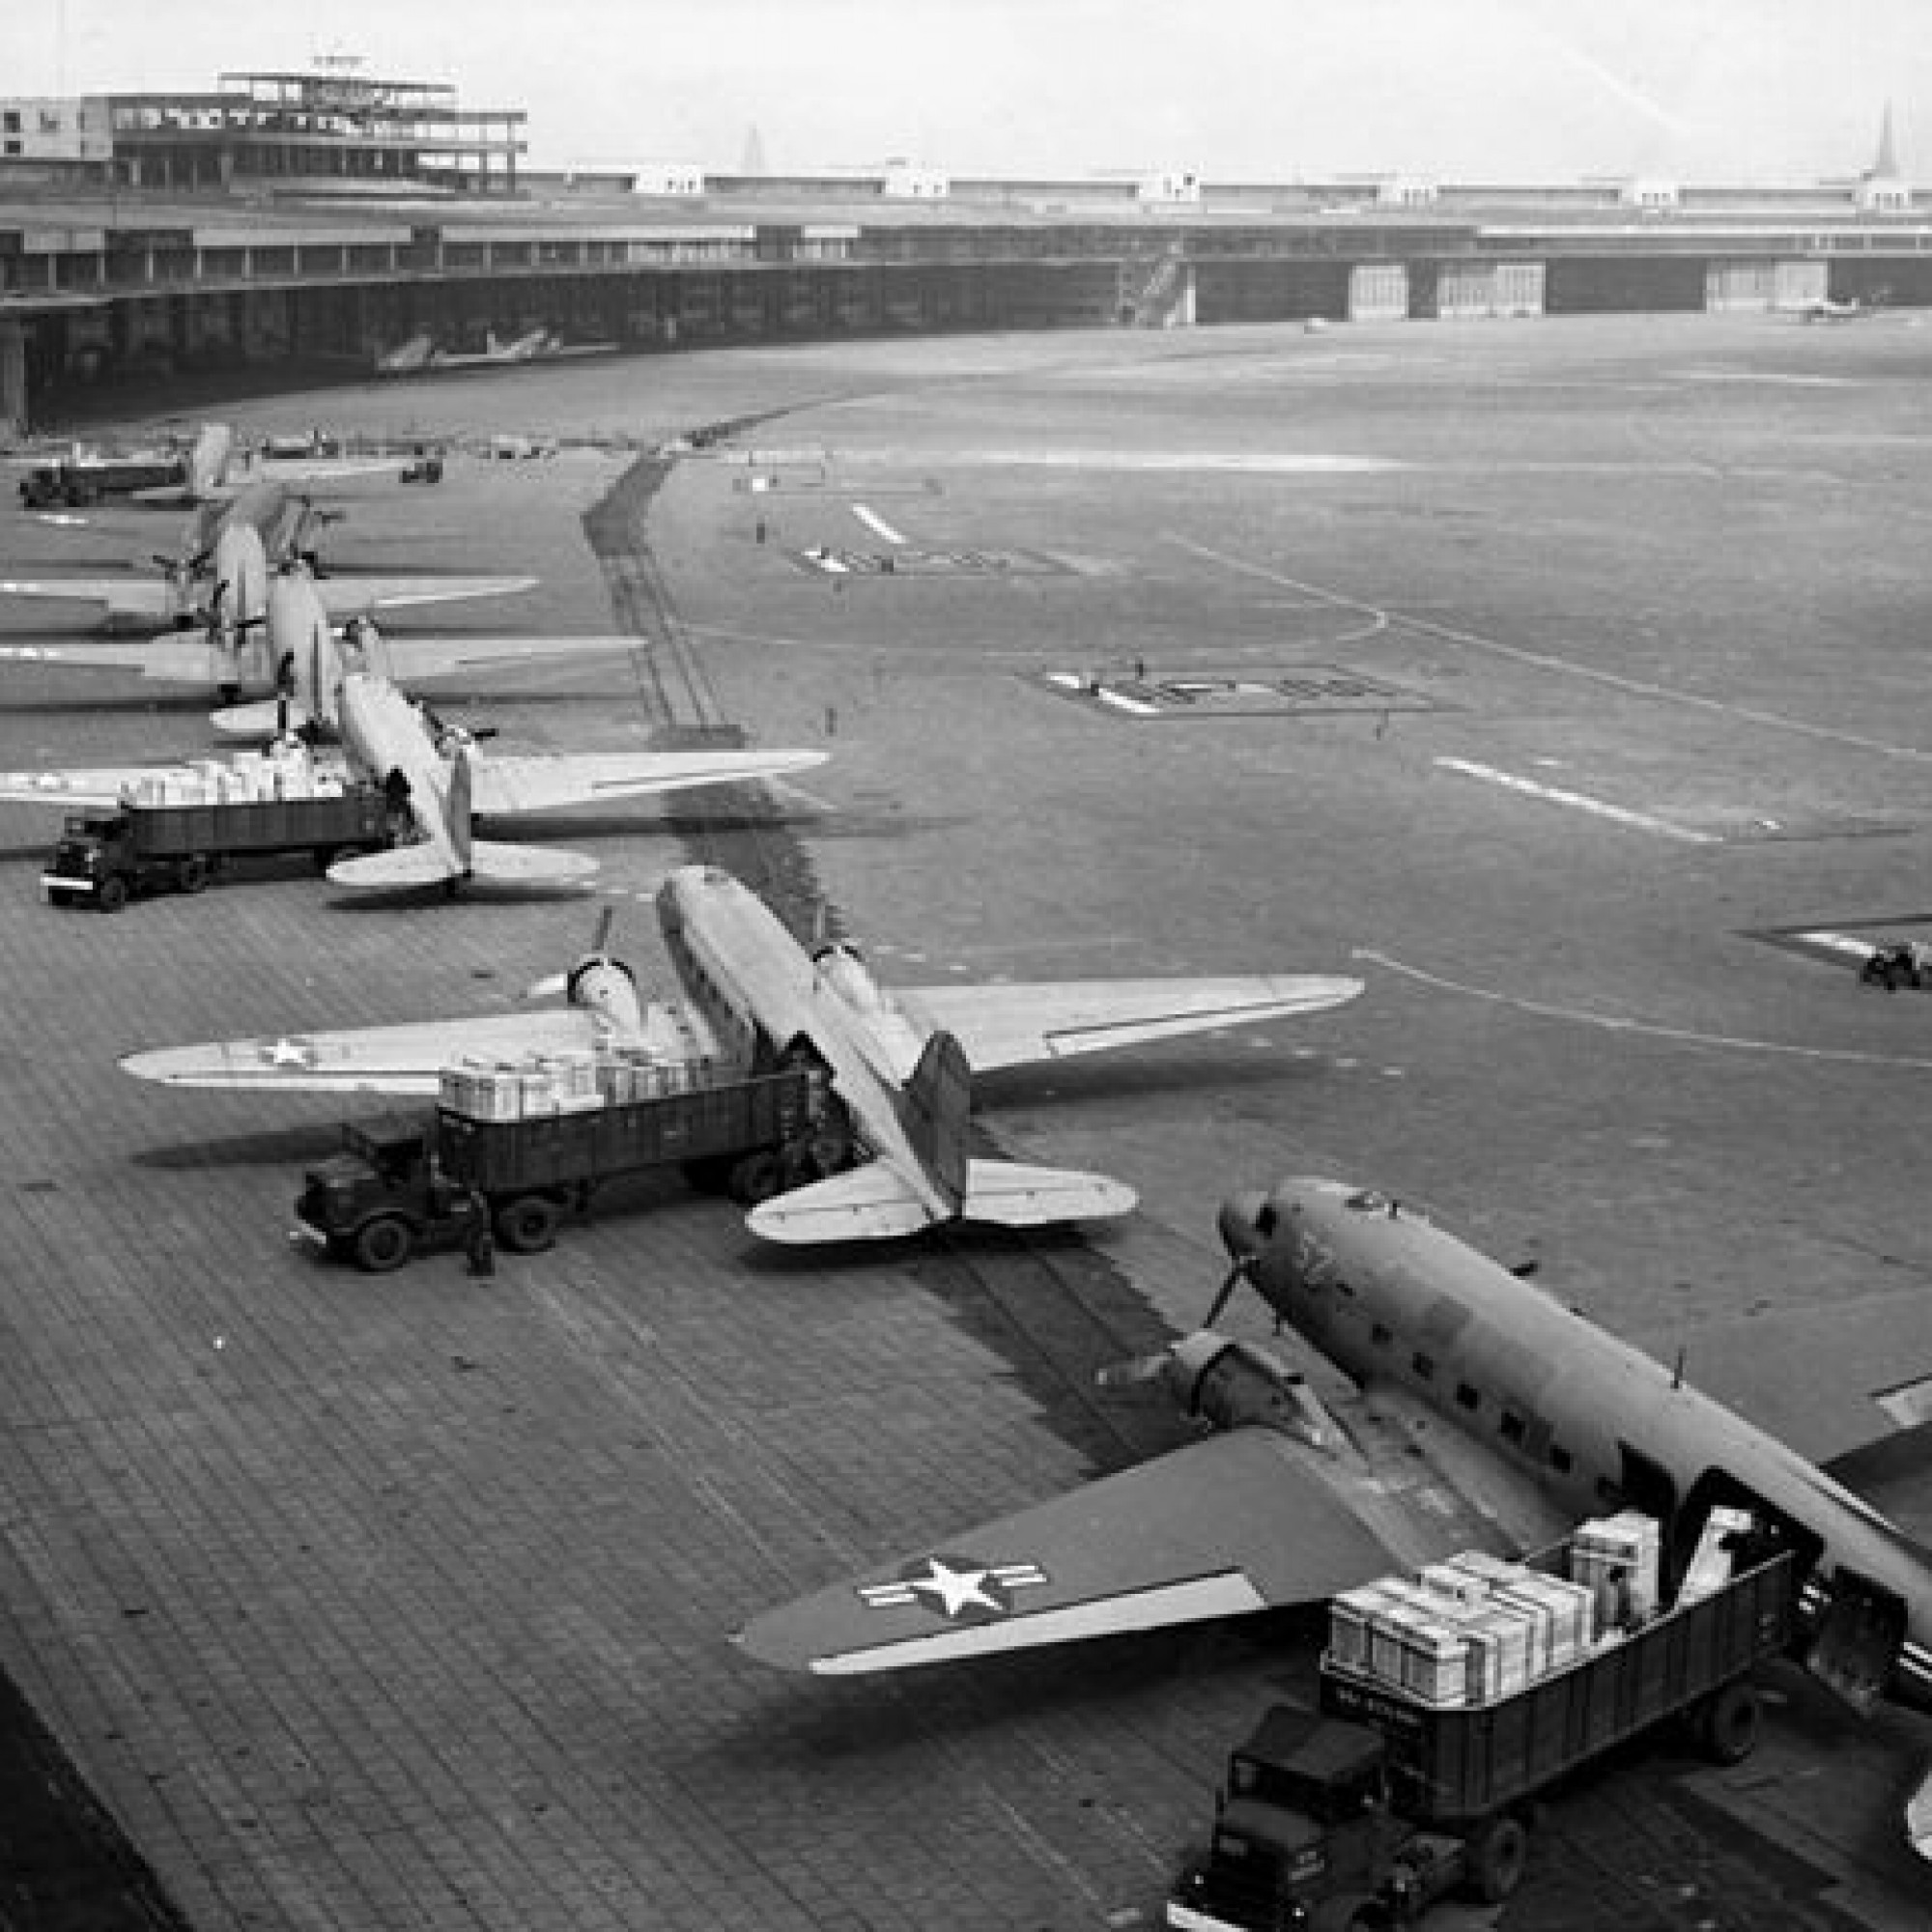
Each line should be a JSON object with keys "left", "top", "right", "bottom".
{"left": 494, "top": 1194, "right": 562, "bottom": 1254}
{"left": 728, "top": 1151, "right": 784, "bottom": 1205}
{"left": 1465, "top": 1812, "right": 1529, "bottom": 1904}
{"left": 177, "top": 856, "right": 211, "bottom": 895}
{"left": 1694, "top": 1679, "right": 1762, "bottom": 1766}
{"left": 353, "top": 1214, "right": 413, "bottom": 1274}
{"left": 96, "top": 874, "right": 130, "bottom": 914}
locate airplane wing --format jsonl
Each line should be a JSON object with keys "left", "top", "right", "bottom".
{"left": 469, "top": 748, "right": 828, "bottom": 816}
{"left": 736, "top": 1424, "right": 1446, "bottom": 1675}
{"left": 312, "top": 575, "right": 537, "bottom": 615}
{"left": 256, "top": 458, "right": 409, "bottom": 487}
{"left": 0, "top": 575, "right": 169, "bottom": 619}
{"left": 121, "top": 1006, "right": 610, "bottom": 1094}
{"left": 0, "top": 636, "right": 230, "bottom": 683}
{"left": 378, "top": 635, "right": 637, "bottom": 677}
{"left": 895, "top": 976, "right": 1365, "bottom": 1073}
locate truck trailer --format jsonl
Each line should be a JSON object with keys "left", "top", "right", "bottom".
{"left": 1168, "top": 1531, "right": 1801, "bottom": 1932}
{"left": 296, "top": 1067, "right": 824, "bottom": 1270}
{"left": 43, "top": 789, "right": 395, "bottom": 909}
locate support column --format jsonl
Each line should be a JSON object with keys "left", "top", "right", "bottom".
{"left": 0, "top": 321, "right": 29, "bottom": 440}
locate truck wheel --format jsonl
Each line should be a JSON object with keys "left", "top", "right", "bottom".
{"left": 494, "top": 1194, "right": 562, "bottom": 1254}
{"left": 96, "top": 874, "right": 130, "bottom": 914}
{"left": 177, "top": 856, "right": 211, "bottom": 895}
{"left": 353, "top": 1215, "right": 413, "bottom": 1273}
{"left": 1695, "top": 1679, "right": 1762, "bottom": 1766}
{"left": 728, "top": 1151, "right": 784, "bottom": 1205}
{"left": 1465, "top": 1813, "right": 1529, "bottom": 1904}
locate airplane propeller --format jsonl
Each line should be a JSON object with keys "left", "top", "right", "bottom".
{"left": 524, "top": 904, "right": 619, "bottom": 1002}
{"left": 1204, "top": 1250, "right": 1256, "bottom": 1330}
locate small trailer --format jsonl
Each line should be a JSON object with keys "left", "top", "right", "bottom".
{"left": 1168, "top": 1536, "right": 1801, "bottom": 1932}
{"left": 43, "top": 789, "right": 394, "bottom": 909}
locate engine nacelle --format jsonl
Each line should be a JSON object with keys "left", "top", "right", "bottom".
{"left": 567, "top": 955, "right": 642, "bottom": 1035}
{"left": 1166, "top": 1331, "right": 1332, "bottom": 1444}
{"left": 814, "top": 942, "right": 891, "bottom": 1015}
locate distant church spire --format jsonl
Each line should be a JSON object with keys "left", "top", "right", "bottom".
{"left": 741, "top": 124, "right": 768, "bottom": 176}
{"left": 1874, "top": 101, "right": 1901, "bottom": 180}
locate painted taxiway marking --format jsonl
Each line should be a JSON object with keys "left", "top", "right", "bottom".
{"left": 851, "top": 504, "right": 907, "bottom": 545}
{"left": 1356, "top": 949, "right": 1932, "bottom": 1071}
{"left": 1172, "top": 538, "right": 1932, "bottom": 767}
{"left": 1435, "top": 757, "right": 1719, "bottom": 844}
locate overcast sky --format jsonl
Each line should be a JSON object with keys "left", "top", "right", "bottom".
{"left": 4, "top": 0, "right": 1927, "bottom": 183}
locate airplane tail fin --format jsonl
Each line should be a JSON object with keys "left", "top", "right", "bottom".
{"left": 895, "top": 1030, "right": 972, "bottom": 1212}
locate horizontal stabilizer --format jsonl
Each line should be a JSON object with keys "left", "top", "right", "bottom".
{"left": 1824, "top": 1421, "right": 1932, "bottom": 1546}
{"left": 328, "top": 838, "right": 598, "bottom": 893}
{"left": 745, "top": 1158, "right": 1137, "bottom": 1244}
{"left": 962, "top": 1159, "right": 1137, "bottom": 1229}
{"left": 747, "top": 1163, "right": 941, "bottom": 1243}
{"left": 211, "top": 697, "right": 315, "bottom": 738}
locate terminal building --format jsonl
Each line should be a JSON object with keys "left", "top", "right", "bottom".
{"left": 0, "top": 69, "right": 1923, "bottom": 435}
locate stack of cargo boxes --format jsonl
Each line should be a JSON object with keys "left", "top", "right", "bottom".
{"left": 1326, "top": 1512, "right": 1663, "bottom": 1710}
{"left": 437, "top": 1045, "right": 733, "bottom": 1122}
{"left": 120, "top": 746, "right": 346, "bottom": 810}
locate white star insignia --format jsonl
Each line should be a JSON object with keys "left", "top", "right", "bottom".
{"left": 857, "top": 1553, "right": 1050, "bottom": 1622}
{"left": 260, "top": 1037, "right": 319, "bottom": 1067}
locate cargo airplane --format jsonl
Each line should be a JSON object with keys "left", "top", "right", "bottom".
{"left": 0, "top": 677, "right": 826, "bottom": 895}
{"left": 736, "top": 1176, "right": 1932, "bottom": 1842}
{"left": 120, "top": 865, "right": 1362, "bottom": 1241}
{"left": 0, "top": 501, "right": 533, "bottom": 644}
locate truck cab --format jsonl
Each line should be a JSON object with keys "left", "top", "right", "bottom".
{"left": 296, "top": 1116, "right": 477, "bottom": 1273}
{"left": 1173, "top": 1712, "right": 1422, "bottom": 1932}
{"left": 44, "top": 814, "right": 134, "bottom": 908}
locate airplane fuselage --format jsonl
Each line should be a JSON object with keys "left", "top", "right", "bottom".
{"left": 655, "top": 867, "right": 949, "bottom": 1216}
{"left": 335, "top": 673, "right": 459, "bottom": 864}
{"left": 1224, "top": 1178, "right": 1932, "bottom": 1712}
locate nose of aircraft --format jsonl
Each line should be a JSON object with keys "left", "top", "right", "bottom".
{"left": 1218, "top": 1189, "right": 1273, "bottom": 1262}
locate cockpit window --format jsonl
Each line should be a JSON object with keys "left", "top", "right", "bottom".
{"left": 1346, "top": 1189, "right": 1389, "bottom": 1214}
{"left": 1255, "top": 1203, "right": 1278, "bottom": 1237}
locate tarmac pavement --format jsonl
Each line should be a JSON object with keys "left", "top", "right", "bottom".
{"left": 0, "top": 314, "right": 1930, "bottom": 1927}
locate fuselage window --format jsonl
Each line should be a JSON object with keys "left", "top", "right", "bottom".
{"left": 1549, "top": 1444, "right": 1574, "bottom": 1474}
{"left": 1371, "top": 1322, "right": 1392, "bottom": 1348}
{"left": 1594, "top": 1475, "right": 1624, "bottom": 1509}
{"left": 1455, "top": 1381, "right": 1479, "bottom": 1411}
{"left": 1411, "top": 1351, "right": 1435, "bottom": 1380}
{"left": 1499, "top": 1410, "right": 1526, "bottom": 1446}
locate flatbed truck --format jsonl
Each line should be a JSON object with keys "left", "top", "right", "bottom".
{"left": 43, "top": 789, "right": 395, "bottom": 909}
{"left": 1167, "top": 1545, "right": 1801, "bottom": 1932}
{"left": 296, "top": 1067, "right": 824, "bottom": 1270}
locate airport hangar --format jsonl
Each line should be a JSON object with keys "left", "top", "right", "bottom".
{"left": 0, "top": 77, "right": 1930, "bottom": 433}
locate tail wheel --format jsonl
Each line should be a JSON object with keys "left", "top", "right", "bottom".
{"left": 1695, "top": 1679, "right": 1762, "bottom": 1766}
{"left": 494, "top": 1194, "right": 562, "bottom": 1254}
{"left": 1465, "top": 1812, "right": 1529, "bottom": 1904}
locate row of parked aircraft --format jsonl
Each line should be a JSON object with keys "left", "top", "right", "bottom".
{"left": 9, "top": 414, "right": 1932, "bottom": 1866}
